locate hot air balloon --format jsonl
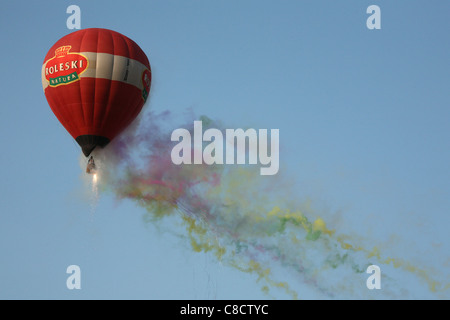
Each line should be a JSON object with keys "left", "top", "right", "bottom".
{"left": 41, "top": 28, "right": 151, "bottom": 173}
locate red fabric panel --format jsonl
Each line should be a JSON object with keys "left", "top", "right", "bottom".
{"left": 46, "top": 78, "right": 142, "bottom": 140}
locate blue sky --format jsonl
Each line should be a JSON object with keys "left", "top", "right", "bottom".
{"left": 0, "top": 1, "right": 449, "bottom": 299}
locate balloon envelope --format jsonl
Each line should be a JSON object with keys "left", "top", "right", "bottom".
{"left": 42, "top": 28, "right": 151, "bottom": 156}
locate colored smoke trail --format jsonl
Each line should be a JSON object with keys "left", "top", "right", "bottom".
{"left": 91, "top": 110, "right": 448, "bottom": 299}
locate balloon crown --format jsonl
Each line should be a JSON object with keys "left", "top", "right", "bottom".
{"left": 55, "top": 46, "right": 72, "bottom": 58}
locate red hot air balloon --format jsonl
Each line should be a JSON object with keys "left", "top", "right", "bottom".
{"left": 41, "top": 28, "right": 151, "bottom": 173}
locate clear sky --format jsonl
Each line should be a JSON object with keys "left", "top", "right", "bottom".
{"left": 0, "top": 1, "right": 449, "bottom": 299}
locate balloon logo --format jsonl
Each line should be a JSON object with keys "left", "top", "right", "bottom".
{"left": 43, "top": 46, "right": 88, "bottom": 87}
{"left": 142, "top": 69, "right": 152, "bottom": 101}
{"left": 42, "top": 28, "right": 151, "bottom": 158}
